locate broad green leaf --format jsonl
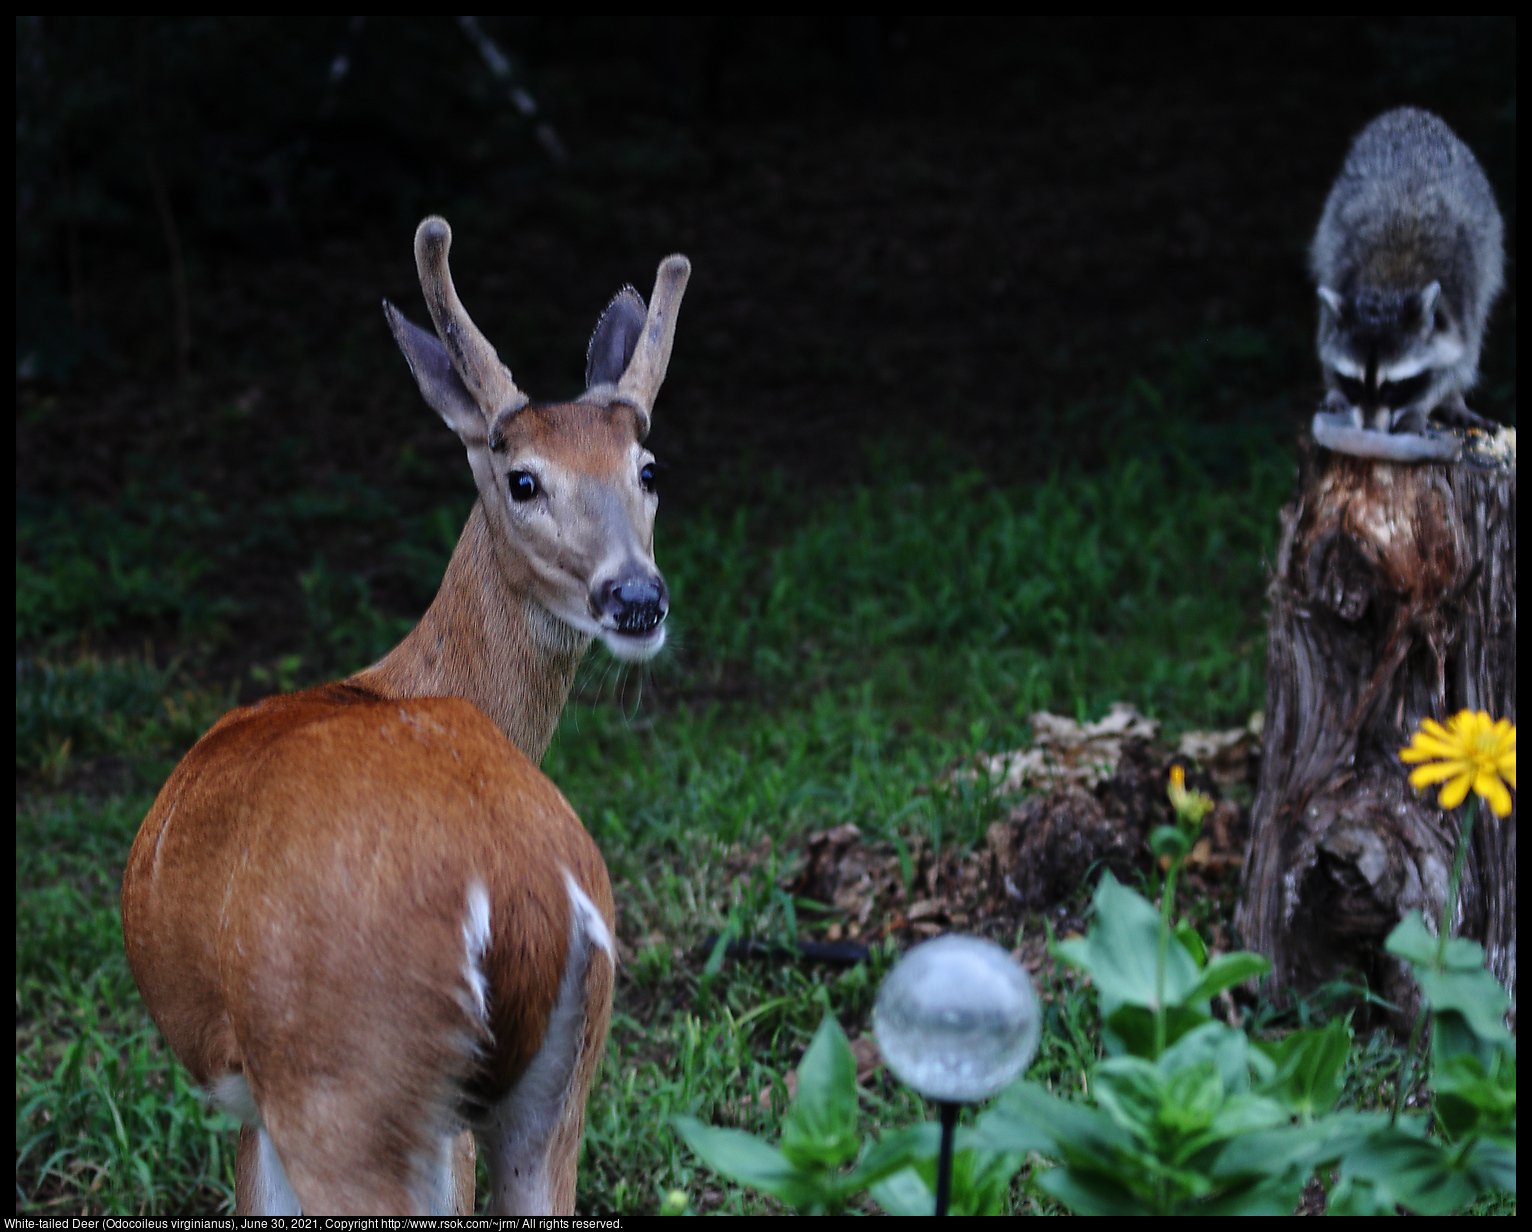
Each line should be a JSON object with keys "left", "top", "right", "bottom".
{"left": 1387, "top": 911, "right": 1495, "bottom": 974}
{"left": 959, "top": 1145, "right": 1030, "bottom": 1215}
{"left": 1414, "top": 967, "right": 1513, "bottom": 1046}
{"left": 1150, "top": 825, "right": 1190, "bottom": 861}
{"left": 1103, "top": 1003, "right": 1211, "bottom": 1059}
{"left": 1054, "top": 873, "right": 1201, "bottom": 1019}
{"left": 1207, "top": 1120, "right": 1341, "bottom": 1180}
{"left": 1334, "top": 1122, "right": 1478, "bottom": 1216}
{"left": 845, "top": 1122, "right": 939, "bottom": 1191}
{"left": 1034, "top": 1164, "right": 1152, "bottom": 1216}
{"left": 671, "top": 1116, "right": 828, "bottom": 1211}
{"left": 1191, "top": 1167, "right": 1309, "bottom": 1216}
{"left": 1326, "top": 1174, "right": 1398, "bottom": 1216}
{"left": 1252, "top": 1018, "right": 1351, "bottom": 1117}
{"left": 862, "top": 1131, "right": 1025, "bottom": 1216}
{"left": 1384, "top": 910, "right": 1438, "bottom": 965}
{"left": 1157, "top": 1019, "right": 1251, "bottom": 1094}
{"left": 1431, "top": 1009, "right": 1501, "bottom": 1072}
{"left": 965, "top": 1099, "right": 1056, "bottom": 1159}
{"left": 1434, "top": 1050, "right": 1516, "bottom": 1141}
{"left": 1183, "top": 951, "right": 1269, "bottom": 1004}
{"left": 1202, "top": 1092, "right": 1290, "bottom": 1141}
{"left": 1457, "top": 1137, "right": 1516, "bottom": 1195}
{"left": 1160, "top": 1060, "right": 1223, "bottom": 1138}
{"left": 781, "top": 1016, "right": 860, "bottom": 1169}
{"left": 1161, "top": 1094, "right": 1290, "bottom": 1172}
{"left": 868, "top": 1165, "right": 934, "bottom": 1216}
{"left": 1437, "top": 934, "right": 1494, "bottom": 972}
{"left": 1092, "top": 1057, "right": 1166, "bottom": 1138}
{"left": 1174, "top": 922, "right": 1207, "bottom": 969}
{"left": 984, "top": 1081, "right": 1132, "bottom": 1167}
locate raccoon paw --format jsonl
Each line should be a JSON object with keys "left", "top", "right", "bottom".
{"left": 1319, "top": 389, "right": 1363, "bottom": 425}
{"left": 1390, "top": 406, "right": 1431, "bottom": 435}
{"left": 1427, "top": 394, "right": 1498, "bottom": 433}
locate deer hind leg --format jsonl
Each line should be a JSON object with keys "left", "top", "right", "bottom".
{"left": 482, "top": 871, "right": 615, "bottom": 1216}
{"left": 213, "top": 1076, "right": 301, "bottom": 1216}
{"left": 256, "top": 1101, "right": 457, "bottom": 1215}
{"left": 220, "top": 1060, "right": 467, "bottom": 1215}
{"left": 228, "top": 1097, "right": 301, "bottom": 1216}
{"left": 220, "top": 884, "right": 495, "bottom": 1215}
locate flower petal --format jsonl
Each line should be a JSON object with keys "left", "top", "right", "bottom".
{"left": 1450, "top": 710, "right": 1489, "bottom": 740}
{"left": 1475, "top": 772, "right": 1513, "bottom": 819}
{"left": 1420, "top": 717, "right": 1453, "bottom": 742}
{"left": 1400, "top": 735, "right": 1461, "bottom": 762}
{"left": 1437, "top": 772, "right": 1473, "bottom": 810}
{"left": 1409, "top": 760, "right": 1470, "bottom": 788}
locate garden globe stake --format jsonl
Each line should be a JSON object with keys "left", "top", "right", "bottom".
{"left": 936, "top": 1101, "right": 960, "bottom": 1217}
{"left": 872, "top": 935, "right": 1042, "bottom": 1216}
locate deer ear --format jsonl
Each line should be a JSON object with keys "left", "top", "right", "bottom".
{"left": 585, "top": 287, "right": 647, "bottom": 391}
{"left": 384, "top": 300, "right": 486, "bottom": 446}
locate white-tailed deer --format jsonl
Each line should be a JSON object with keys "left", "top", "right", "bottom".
{"left": 121, "top": 217, "right": 690, "bottom": 1215}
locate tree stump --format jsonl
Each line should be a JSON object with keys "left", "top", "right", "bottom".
{"left": 1236, "top": 429, "right": 1515, "bottom": 1028}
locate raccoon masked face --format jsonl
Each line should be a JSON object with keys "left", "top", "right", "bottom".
{"left": 1318, "top": 281, "right": 1462, "bottom": 413}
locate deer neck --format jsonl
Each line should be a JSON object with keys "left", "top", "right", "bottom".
{"left": 350, "top": 499, "right": 591, "bottom": 763}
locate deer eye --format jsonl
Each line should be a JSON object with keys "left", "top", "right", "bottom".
{"left": 639, "top": 462, "right": 657, "bottom": 493}
{"left": 508, "top": 471, "right": 539, "bottom": 502}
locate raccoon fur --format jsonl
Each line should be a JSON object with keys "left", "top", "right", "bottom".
{"left": 1310, "top": 107, "right": 1504, "bottom": 449}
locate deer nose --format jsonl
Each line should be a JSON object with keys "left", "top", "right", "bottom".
{"left": 594, "top": 572, "right": 669, "bottom": 635}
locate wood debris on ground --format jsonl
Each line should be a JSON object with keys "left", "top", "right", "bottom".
{"left": 775, "top": 703, "right": 1259, "bottom": 959}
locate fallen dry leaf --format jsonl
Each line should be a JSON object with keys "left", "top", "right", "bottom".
{"left": 850, "top": 1034, "right": 883, "bottom": 1085}
{"left": 1176, "top": 713, "right": 1263, "bottom": 788}
{"left": 953, "top": 701, "right": 1161, "bottom": 795}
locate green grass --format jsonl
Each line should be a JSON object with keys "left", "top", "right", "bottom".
{"left": 643, "top": 430, "right": 1283, "bottom": 731}
{"left": 17, "top": 792, "right": 239, "bottom": 1213}
{"left": 17, "top": 403, "right": 1500, "bottom": 1216}
{"left": 16, "top": 486, "right": 230, "bottom": 650}
{"left": 15, "top": 654, "right": 234, "bottom": 784}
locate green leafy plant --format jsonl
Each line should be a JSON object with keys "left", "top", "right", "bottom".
{"left": 671, "top": 732, "right": 1515, "bottom": 1216}
{"left": 1316, "top": 711, "right": 1518, "bottom": 1214}
{"left": 673, "top": 1016, "right": 894, "bottom": 1214}
{"left": 672, "top": 1014, "right": 1034, "bottom": 1216}
{"left": 986, "top": 873, "right": 1338, "bottom": 1214}
{"left": 982, "top": 722, "right": 1515, "bottom": 1215}
{"left": 1316, "top": 912, "right": 1515, "bottom": 1215}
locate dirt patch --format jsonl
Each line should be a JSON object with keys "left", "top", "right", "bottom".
{"left": 776, "top": 718, "right": 1254, "bottom": 963}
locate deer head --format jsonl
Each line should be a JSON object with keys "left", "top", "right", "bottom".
{"left": 382, "top": 216, "right": 689, "bottom": 663}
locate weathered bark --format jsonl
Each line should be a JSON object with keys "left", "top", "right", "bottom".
{"left": 1236, "top": 432, "right": 1515, "bottom": 1028}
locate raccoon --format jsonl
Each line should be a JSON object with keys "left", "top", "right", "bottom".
{"left": 1309, "top": 107, "right": 1504, "bottom": 453}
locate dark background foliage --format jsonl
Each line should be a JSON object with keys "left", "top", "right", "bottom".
{"left": 16, "top": 17, "right": 1517, "bottom": 675}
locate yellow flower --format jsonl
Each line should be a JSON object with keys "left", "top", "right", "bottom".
{"left": 1167, "top": 763, "right": 1214, "bottom": 826}
{"left": 1399, "top": 711, "right": 1516, "bottom": 818}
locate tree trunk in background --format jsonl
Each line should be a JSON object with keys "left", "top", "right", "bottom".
{"left": 1236, "top": 434, "right": 1516, "bottom": 1030}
